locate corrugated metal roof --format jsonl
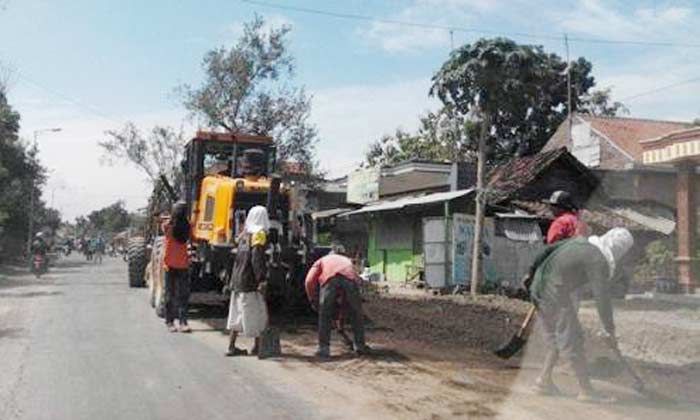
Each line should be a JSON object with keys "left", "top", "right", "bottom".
{"left": 610, "top": 207, "right": 675, "bottom": 235}
{"left": 494, "top": 211, "right": 539, "bottom": 219}
{"left": 511, "top": 200, "right": 675, "bottom": 234}
{"left": 342, "top": 189, "right": 474, "bottom": 217}
{"left": 499, "top": 218, "right": 542, "bottom": 242}
{"left": 312, "top": 208, "right": 355, "bottom": 220}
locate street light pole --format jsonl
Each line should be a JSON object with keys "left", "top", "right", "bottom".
{"left": 26, "top": 128, "right": 62, "bottom": 256}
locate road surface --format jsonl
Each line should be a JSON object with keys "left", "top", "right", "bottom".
{"left": 3, "top": 255, "right": 699, "bottom": 420}
{"left": 0, "top": 256, "right": 312, "bottom": 420}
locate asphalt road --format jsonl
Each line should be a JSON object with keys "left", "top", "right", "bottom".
{"left": 0, "top": 255, "right": 313, "bottom": 420}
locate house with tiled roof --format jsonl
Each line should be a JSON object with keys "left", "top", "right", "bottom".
{"left": 543, "top": 114, "right": 692, "bottom": 170}
{"left": 542, "top": 114, "right": 700, "bottom": 292}
{"left": 542, "top": 114, "right": 700, "bottom": 211}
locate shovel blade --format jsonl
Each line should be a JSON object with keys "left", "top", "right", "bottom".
{"left": 494, "top": 335, "right": 527, "bottom": 359}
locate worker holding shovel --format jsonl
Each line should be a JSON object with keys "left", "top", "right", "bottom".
{"left": 305, "top": 245, "right": 371, "bottom": 359}
{"left": 528, "top": 228, "right": 634, "bottom": 403}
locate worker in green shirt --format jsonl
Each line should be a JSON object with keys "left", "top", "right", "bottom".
{"left": 528, "top": 227, "right": 634, "bottom": 403}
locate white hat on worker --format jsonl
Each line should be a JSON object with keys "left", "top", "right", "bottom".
{"left": 588, "top": 227, "right": 634, "bottom": 280}
{"left": 244, "top": 206, "right": 270, "bottom": 234}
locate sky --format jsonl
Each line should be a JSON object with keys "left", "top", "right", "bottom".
{"left": 0, "top": 0, "right": 699, "bottom": 220}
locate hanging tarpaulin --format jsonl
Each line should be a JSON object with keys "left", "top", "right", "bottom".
{"left": 452, "top": 214, "right": 473, "bottom": 286}
{"left": 423, "top": 213, "right": 540, "bottom": 289}
{"left": 451, "top": 214, "right": 496, "bottom": 287}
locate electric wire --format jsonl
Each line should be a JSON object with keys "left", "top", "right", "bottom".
{"left": 620, "top": 76, "right": 700, "bottom": 102}
{"left": 16, "top": 72, "right": 124, "bottom": 126}
{"left": 241, "top": 0, "right": 700, "bottom": 48}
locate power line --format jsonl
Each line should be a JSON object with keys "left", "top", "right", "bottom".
{"left": 242, "top": 0, "right": 562, "bottom": 41}
{"left": 620, "top": 76, "right": 700, "bottom": 102}
{"left": 241, "top": 0, "right": 700, "bottom": 48}
{"left": 16, "top": 72, "right": 124, "bottom": 126}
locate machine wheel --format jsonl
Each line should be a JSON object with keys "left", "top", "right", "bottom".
{"left": 127, "top": 237, "right": 147, "bottom": 288}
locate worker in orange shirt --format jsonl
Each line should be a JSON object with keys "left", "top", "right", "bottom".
{"left": 162, "top": 202, "right": 192, "bottom": 333}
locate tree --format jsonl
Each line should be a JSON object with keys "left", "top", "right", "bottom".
{"left": 364, "top": 106, "right": 479, "bottom": 167}
{"left": 431, "top": 38, "right": 596, "bottom": 161}
{"left": 579, "top": 88, "right": 629, "bottom": 117}
{"left": 86, "top": 201, "right": 130, "bottom": 235}
{"left": 75, "top": 201, "right": 130, "bottom": 237}
{"left": 178, "top": 15, "right": 319, "bottom": 175}
{"left": 431, "top": 37, "right": 596, "bottom": 295}
{"left": 0, "top": 84, "right": 54, "bottom": 256}
{"left": 100, "top": 123, "right": 186, "bottom": 186}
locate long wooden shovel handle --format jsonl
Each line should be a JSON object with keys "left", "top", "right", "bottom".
{"left": 517, "top": 306, "right": 537, "bottom": 336}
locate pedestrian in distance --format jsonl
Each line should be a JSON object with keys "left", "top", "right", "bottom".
{"left": 162, "top": 201, "right": 192, "bottom": 333}
{"left": 544, "top": 190, "right": 590, "bottom": 245}
{"left": 527, "top": 227, "right": 634, "bottom": 403}
{"left": 225, "top": 206, "right": 270, "bottom": 357}
{"left": 305, "top": 245, "right": 371, "bottom": 359}
{"left": 93, "top": 235, "right": 105, "bottom": 264}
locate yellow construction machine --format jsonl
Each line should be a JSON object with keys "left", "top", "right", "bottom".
{"left": 128, "top": 131, "right": 310, "bottom": 313}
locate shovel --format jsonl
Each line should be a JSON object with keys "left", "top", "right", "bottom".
{"left": 495, "top": 305, "right": 536, "bottom": 359}
{"left": 604, "top": 337, "right": 646, "bottom": 393}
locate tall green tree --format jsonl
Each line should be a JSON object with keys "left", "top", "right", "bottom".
{"left": 431, "top": 37, "right": 597, "bottom": 294}
{"left": 366, "top": 42, "right": 628, "bottom": 167}
{"left": 364, "top": 106, "right": 479, "bottom": 167}
{"left": 431, "top": 37, "right": 596, "bottom": 161}
{"left": 0, "top": 84, "right": 53, "bottom": 256}
{"left": 84, "top": 201, "right": 130, "bottom": 235}
{"left": 178, "top": 15, "right": 319, "bottom": 175}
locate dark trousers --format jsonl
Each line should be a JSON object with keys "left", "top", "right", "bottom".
{"left": 164, "top": 268, "right": 190, "bottom": 325}
{"left": 318, "top": 275, "right": 365, "bottom": 350}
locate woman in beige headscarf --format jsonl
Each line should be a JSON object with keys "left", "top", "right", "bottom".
{"left": 225, "top": 206, "right": 270, "bottom": 356}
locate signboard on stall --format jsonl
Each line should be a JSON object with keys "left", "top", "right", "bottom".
{"left": 347, "top": 167, "right": 380, "bottom": 204}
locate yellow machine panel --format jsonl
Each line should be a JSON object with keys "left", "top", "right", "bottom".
{"left": 191, "top": 175, "right": 274, "bottom": 245}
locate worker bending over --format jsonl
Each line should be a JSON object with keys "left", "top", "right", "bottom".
{"left": 528, "top": 228, "right": 633, "bottom": 403}
{"left": 305, "top": 247, "right": 370, "bottom": 359}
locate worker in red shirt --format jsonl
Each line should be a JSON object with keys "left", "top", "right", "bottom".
{"left": 545, "top": 190, "right": 589, "bottom": 245}
{"left": 305, "top": 246, "right": 370, "bottom": 359}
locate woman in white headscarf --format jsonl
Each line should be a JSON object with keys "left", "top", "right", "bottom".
{"left": 527, "top": 227, "right": 634, "bottom": 403}
{"left": 225, "top": 206, "right": 270, "bottom": 357}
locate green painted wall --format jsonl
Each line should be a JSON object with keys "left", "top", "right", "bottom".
{"left": 384, "top": 248, "right": 415, "bottom": 282}
{"left": 367, "top": 218, "right": 422, "bottom": 283}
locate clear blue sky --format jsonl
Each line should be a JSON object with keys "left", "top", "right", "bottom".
{"left": 1, "top": 0, "right": 698, "bottom": 219}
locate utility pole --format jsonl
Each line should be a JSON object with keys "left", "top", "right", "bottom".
{"left": 26, "top": 128, "right": 61, "bottom": 256}
{"left": 470, "top": 111, "right": 489, "bottom": 296}
{"left": 565, "top": 33, "right": 572, "bottom": 143}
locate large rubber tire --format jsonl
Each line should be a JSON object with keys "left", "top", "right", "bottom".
{"left": 127, "top": 237, "right": 147, "bottom": 288}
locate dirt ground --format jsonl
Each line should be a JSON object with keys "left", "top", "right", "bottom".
{"left": 190, "top": 290, "right": 700, "bottom": 419}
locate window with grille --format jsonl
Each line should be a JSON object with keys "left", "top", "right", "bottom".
{"left": 204, "top": 196, "right": 215, "bottom": 221}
